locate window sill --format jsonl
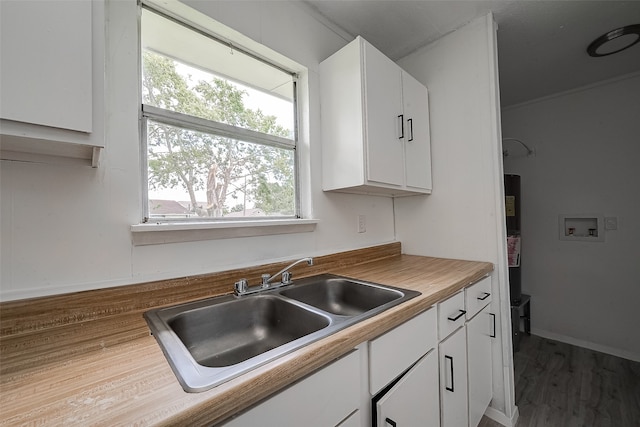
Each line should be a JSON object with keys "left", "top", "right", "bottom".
{"left": 131, "top": 219, "right": 318, "bottom": 246}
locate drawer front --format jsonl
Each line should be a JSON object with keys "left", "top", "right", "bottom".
{"left": 438, "top": 291, "right": 465, "bottom": 340}
{"left": 369, "top": 307, "right": 437, "bottom": 394}
{"left": 223, "top": 350, "right": 360, "bottom": 427}
{"left": 465, "top": 276, "right": 492, "bottom": 320}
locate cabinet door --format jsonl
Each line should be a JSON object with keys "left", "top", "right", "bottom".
{"left": 362, "top": 40, "right": 404, "bottom": 187}
{"left": 439, "top": 326, "right": 468, "bottom": 427}
{"left": 223, "top": 350, "right": 360, "bottom": 427}
{"left": 0, "top": 0, "right": 92, "bottom": 132}
{"left": 402, "top": 71, "right": 432, "bottom": 191}
{"left": 370, "top": 307, "right": 437, "bottom": 394}
{"left": 375, "top": 349, "right": 440, "bottom": 427}
{"left": 467, "top": 306, "right": 493, "bottom": 427}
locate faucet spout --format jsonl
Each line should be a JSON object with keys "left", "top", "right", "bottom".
{"left": 267, "top": 257, "right": 314, "bottom": 285}
{"left": 235, "top": 257, "right": 314, "bottom": 296}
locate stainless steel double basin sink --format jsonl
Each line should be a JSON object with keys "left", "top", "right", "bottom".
{"left": 144, "top": 274, "right": 420, "bottom": 392}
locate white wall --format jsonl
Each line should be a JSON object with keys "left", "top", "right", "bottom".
{"left": 0, "top": 0, "right": 395, "bottom": 301}
{"left": 395, "top": 15, "right": 516, "bottom": 425}
{"left": 502, "top": 73, "right": 640, "bottom": 361}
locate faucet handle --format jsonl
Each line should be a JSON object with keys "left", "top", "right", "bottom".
{"left": 282, "top": 271, "right": 292, "bottom": 284}
{"left": 261, "top": 274, "right": 271, "bottom": 287}
{"left": 234, "top": 278, "right": 248, "bottom": 294}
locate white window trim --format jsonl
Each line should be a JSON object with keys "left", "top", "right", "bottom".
{"left": 131, "top": 219, "right": 318, "bottom": 246}
{"left": 133, "top": 0, "right": 315, "bottom": 244}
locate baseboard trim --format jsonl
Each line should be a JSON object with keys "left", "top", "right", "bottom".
{"left": 531, "top": 328, "right": 640, "bottom": 363}
{"left": 485, "top": 405, "right": 519, "bottom": 427}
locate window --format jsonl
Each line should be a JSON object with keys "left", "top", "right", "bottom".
{"left": 140, "top": 6, "right": 298, "bottom": 222}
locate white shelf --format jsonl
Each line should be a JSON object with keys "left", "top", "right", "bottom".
{"left": 131, "top": 219, "right": 319, "bottom": 245}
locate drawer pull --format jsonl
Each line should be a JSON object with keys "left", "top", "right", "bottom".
{"left": 397, "top": 114, "right": 404, "bottom": 139}
{"left": 386, "top": 417, "right": 397, "bottom": 427}
{"left": 477, "top": 292, "right": 491, "bottom": 301}
{"left": 447, "top": 310, "right": 466, "bottom": 322}
{"left": 407, "top": 118, "right": 414, "bottom": 142}
{"left": 445, "top": 355, "right": 455, "bottom": 392}
{"left": 490, "top": 313, "right": 496, "bottom": 338}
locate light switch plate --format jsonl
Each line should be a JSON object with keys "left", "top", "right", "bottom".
{"left": 604, "top": 217, "right": 617, "bottom": 230}
{"left": 357, "top": 215, "right": 366, "bottom": 233}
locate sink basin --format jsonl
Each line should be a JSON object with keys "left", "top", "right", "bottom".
{"left": 280, "top": 276, "right": 405, "bottom": 316}
{"left": 169, "top": 295, "right": 330, "bottom": 367}
{"left": 144, "top": 274, "right": 420, "bottom": 392}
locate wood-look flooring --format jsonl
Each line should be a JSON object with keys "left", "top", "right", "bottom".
{"left": 480, "top": 334, "right": 640, "bottom": 427}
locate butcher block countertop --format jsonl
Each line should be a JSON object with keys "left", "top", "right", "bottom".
{"left": 0, "top": 243, "right": 493, "bottom": 426}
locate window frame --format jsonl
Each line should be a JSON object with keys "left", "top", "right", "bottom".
{"left": 139, "top": 4, "right": 301, "bottom": 224}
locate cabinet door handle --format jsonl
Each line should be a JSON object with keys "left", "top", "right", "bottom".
{"left": 490, "top": 312, "right": 496, "bottom": 338}
{"left": 385, "top": 417, "right": 397, "bottom": 427}
{"left": 447, "top": 309, "right": 466, "bottom": 322}
{"left": 398, "top": 114, "right": 404, "bottom": 139}
{"left": 445, "top": 355, "right": 455, "bottom": 392}
{"left": 477, "top": 292, "right": 491, "bottom": 301}
{"left": 407, "top": 118, "right": 414, "bottom": 142}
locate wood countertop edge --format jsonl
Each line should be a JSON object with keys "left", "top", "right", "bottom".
{"left": 0, "top": 254, "right": 494, "bottom": 426}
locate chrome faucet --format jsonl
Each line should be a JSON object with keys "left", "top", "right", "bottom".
{"left": 264, "top": 257, "right": 314, "bottom": 285}
{"left": 234, "top": 257, "right": 314, "bottom": 296}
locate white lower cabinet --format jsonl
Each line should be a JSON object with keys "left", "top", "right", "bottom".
{"left": 465, "top": 277, "right": 494, "bottom": 427}
{"left": 374, "top": 349, "right": 440, "bottom": 427}
{"left": 223, "top": 279, "right": 497, "bottom": 427}
{"left": 222, "top": 349, "right": 361, "bottom": 427}
{"left": 438, "top": 277, "right": 495, "bottom": 427}
{"left": 439, "top": 326, "right": 468, "bottom": 427}
{"left": 370, "top": 307, "right": 439, "bottom": 426}
{"left": 438, "top": 291, "right": 466, "bottom": 341}
{"left": 467, "top": 305, "right": 494, "bottom": 427}
{"left": 337, "top": 410, "right": 361, "bottom": 427}
{"left": 369, "top": 307, "right": 437, "bottom": 394}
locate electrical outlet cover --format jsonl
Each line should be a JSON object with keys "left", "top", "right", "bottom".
{"left": 604, "top": 217, "right": 618, "bottom": 230}
{"left": 357, "top": 215, "right": 366, "bottom": 233}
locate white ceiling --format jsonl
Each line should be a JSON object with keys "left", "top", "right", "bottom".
{"left": 304, "top": 0, "right": 640, "bottom": 107}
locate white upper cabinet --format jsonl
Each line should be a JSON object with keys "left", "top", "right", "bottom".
{"left": 1, "top": 0, "right": 92, "bottom": 132}
{"left": 320, "top": 36, "right": 432, "bottom": 196}
{"left": 402, "top": 71, "right": 432, "bottom": 191}
{"left": 0, "top": 0, "right": 104, "bottom": 167}
{"left": 361, "top": 39, "right": 404, "bottom": 188}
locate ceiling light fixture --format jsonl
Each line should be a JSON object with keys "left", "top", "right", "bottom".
{"left": 587, "top": 24, "right": 640, "bottom": 57}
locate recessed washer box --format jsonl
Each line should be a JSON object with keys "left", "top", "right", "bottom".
{"left": 558, "top": 214, "right": 604, "bottom": 242}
